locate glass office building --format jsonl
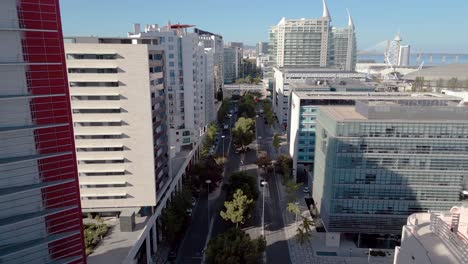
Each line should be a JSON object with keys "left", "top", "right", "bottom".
{"left": 313, "top": 100, "right": 468, "bottom": 236}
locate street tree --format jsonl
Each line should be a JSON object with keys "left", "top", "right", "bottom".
{"left": 220, "top": 189, "right": 253, "bottom": 228}
{"left": 287, "top": 202, "right": 300, "bottom": 216}
{"left": 160, "top": 185, "right": 192, "bottom": 245}
{"left": 191, "top": 156, "right": 223, "bottom": 191}
{"left": 255, "top": 155, "right": 271, "bottom": 174}
{"left": 217, "top": 98, "right": 230, "bottom": 124}
{"left": 413, "top": 77, "right": 425, "bottom": 92}
{"left": 285, "top": 180, "right": 302, "bottom": 202}
{"left": 224, "top": 172, "right": 259, "bottom": 201}
{"left": 436, "top": 78, "right": 445, "bottom": 88}
{"left": 206, "top": 228, "right": 266, "bottom": 264}
{"left": 464, "top": 79, "right": 468, "bottom": 89}
{"left": 238, "top": 94, "right": 256, "bottom": 118}
{"left": 201, "top": 123, "right": 218, "bottom": 158}
{"left": 232, "top": 117, "right": 255, "bottom": 151}
{"left": 272, "top": 133, "right": 280, "bottom": 153}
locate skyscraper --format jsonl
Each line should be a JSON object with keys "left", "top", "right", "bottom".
{"left": 268, "top": 0, "right": 356, "bottom": 71}
{"left": 0, "top": 0, "right": 85, "bottom": 262}
{"left": 313, "top": 99, "right": 468, "bottom": 245}
{"left": 256, "top": 42, "right": 269, "bottom": 56}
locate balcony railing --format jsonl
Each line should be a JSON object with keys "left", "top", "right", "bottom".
{"left": 430, "top": 213, "right": 468, "bottom": 263}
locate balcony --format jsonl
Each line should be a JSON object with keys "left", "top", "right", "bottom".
{"left": 76, "top": 151, "right": 125, "bottom": 161}
{"left": 74, "top": 126, "right": 122, "bottom": 136}
{"left": 72, "top": 113, "right": 122, "bottom": 122}
{"left": 75, "top": 139, "right": 123, "bottom": 148}
{"left": 77, "top": 163, "right": 126, "bottom": 173}
{"left": 71, "top": 100, "right": 120, "bottom": 109}
{"left": 68, "top": 73, "right": 118, "bottom": 82}
{"left": 70, "top": 87, "right": 120, "bottom": 96}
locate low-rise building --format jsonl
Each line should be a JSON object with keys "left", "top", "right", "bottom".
{"left": 394, "top": 206, "right": 468, "bottom": 264}
{"left": 272, "top": 67, "right": 366, "bottom": 126}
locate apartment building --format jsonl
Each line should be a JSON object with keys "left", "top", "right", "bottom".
{"left": 65, "top": 37, "right": 169, "bottom": 211}
{"left": 0, "top": 0, "right": 85, "bottom": 262}
{"left": 195, "top": 28, "right": 224, "bottom": 98}
{"left": 313, "top": 100, "right": 468, "bottom": 245}
{"left": 128, "top": 23, "right": 210, "bottom": 154}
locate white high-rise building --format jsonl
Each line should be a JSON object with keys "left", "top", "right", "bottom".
{"left": 203, "top": 48, "right": 216, "bottom": 123}
{"left": 128, "top": 23, "right": 210, "bottom": 154}
{"left": 195, "top": 28, "right": 224, "bottom": 99}
{"left": 331, "top": 9, "right": 356, "bottom": 71}
{"left": 269, "top": 0, "right": 356, "bottom": 70}
{"left": 224, "top": 46, "right": 241, "bottom": 84}
{"left": 65, "top": 38, "right": 169, "bottom": 210}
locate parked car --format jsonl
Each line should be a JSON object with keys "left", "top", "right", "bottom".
{"left": 191, "top": 197, "right": 197, "bottom": 207}
{"left": 303, "top": 187, "right": 310, "bottom": 193}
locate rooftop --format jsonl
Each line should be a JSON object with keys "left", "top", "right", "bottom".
{"left": 86, "top": 216, "right": 149, "bottom": 264}
{"left": 400, "top": 206, "right": 468, "bottom": 264}
{"left": 293, "top": 91, "right": 461, "bottom": 101}
{"left": 319, "top": 99, "right": 468, "bottom": 122}
{"left": 404, "top": 63, "right": 468, "bottom": 81}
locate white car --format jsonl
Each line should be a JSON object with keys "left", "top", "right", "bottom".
{"left": 191, "top": 197, "right": 197, "bottom": 207}
{"left": 303, "top": 187, "right": 310, "bottom": 193}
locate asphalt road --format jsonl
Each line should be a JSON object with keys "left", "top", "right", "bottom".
{"left": 177, "top": 109, "right": 291, "bottom": 264}
{"left": 255, "top": 115, "right": 292, "bottom": 264}
{"left": 177, "top": 112, "right": 238, "bottom": 264}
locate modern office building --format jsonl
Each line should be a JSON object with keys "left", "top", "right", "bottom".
{"left": 272, "top": 67, "right": 366, "bottom": 126}
{"left": 331, "top": 12, "right": 356, "bottom": 71}
{"left": 313, "top": 99, "right": 468, "bottom": 244}
{"left": 128, "top": 23, "right": 210, "bottom": 153}
{"left": 256, "top": 41, "right": 268, "bottom": 56}
{"left": 224, "top": 46, "right": 241, "bottom": 84}
{"left": 195, "top": 28, "right": 224, "bottom": 98}
{"left": 289, "top": 91, "right": 463, "bottom": 181}
{"left": 65, "top": 37, "right": 169, "bottom": 211}
{"left": 269, "top": 0, "right": 356, "bottom": 70}
{"left": 0, "top": 0, "right": 86, "bottom": 262}
{"left": 394, "top": 206, "right": 468, "bottom": 264}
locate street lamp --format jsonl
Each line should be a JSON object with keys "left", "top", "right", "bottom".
{"left": 206, "top": 179, "right": 212, "bottom": 232}
{"left": 261, "top": 180, "right": 268, "bottom": 237}
{"left": 221, "top": 135, "right": 226, "bottom": 158}
{"left": 295, "top": 201, "right": 299, "bottom": 230}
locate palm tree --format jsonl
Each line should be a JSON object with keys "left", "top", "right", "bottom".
{"left": 296, "top": 227, "right": 310, "bottom": 245}
{"left": 300, "top": 216, "right": 314, "bottom": 233}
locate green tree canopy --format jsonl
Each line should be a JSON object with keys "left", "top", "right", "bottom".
{"left": 224, "top": 171, "right": 259, "bottom": 201}
{"left": 255, "top": 155, "right": 272, "bottom": 173}
{"left": 191, "top": 156, "right": 223, "bottom": 191}
{"left": 232, "top": 117, "right": 255, "bottom": 150}
{"left": 272, "top": 134, "right": 280, "bottom": 152}
{"left": 220, "top": 189, "right": 253, "bottom": 228}
{"left": 206, "top": 228, "right": 266, "bottom": 264}
{"left": 161, "top": 185, "right": 192, "bottom": 245}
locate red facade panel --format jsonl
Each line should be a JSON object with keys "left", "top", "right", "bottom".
{"left": 17, "top": 0, "right": 86, "bottom": 262}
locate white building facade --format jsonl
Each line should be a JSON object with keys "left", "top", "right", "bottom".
{"left": 128, "top": 24, "right": 210, "bottom": 154}
{"left": 65, "top": 39, "right": 169, "bottom": 210}
{"left": 394, "top": 206, "right": 468, "bottom": 264}
{"left": 224, "top": 46, "right": 241, "bottom": 84}
{"left": 268, "top": 0, "right": 356, "bottom": 70}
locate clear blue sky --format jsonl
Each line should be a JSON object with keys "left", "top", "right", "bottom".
{"left": 60, "top": 0, "right": 468, "bottom": 53}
